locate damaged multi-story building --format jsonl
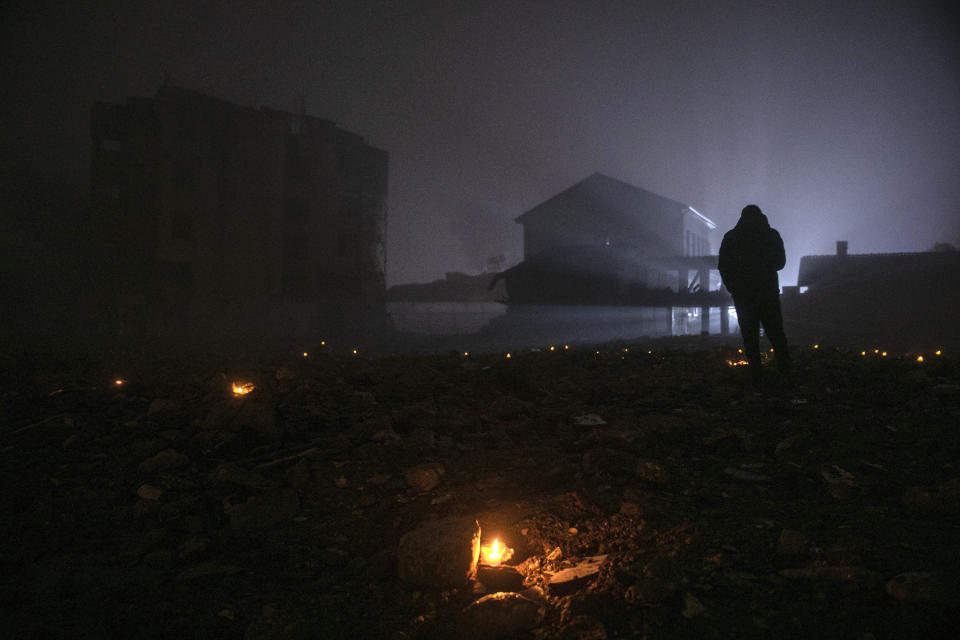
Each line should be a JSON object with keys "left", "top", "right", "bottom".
{"left": 81, "top": 86, "right": 388, "bottom": 343}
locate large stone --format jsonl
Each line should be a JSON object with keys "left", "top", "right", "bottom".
{"left": 227, "top": 487, "right": 300, "bottom": 532}
{"left": 139, "top": 448, "right": 190, "bottom": 473}
{"left": 624, "top": 555, "right": 682, "bottom": 604}
{"left": 397, "top": 517, "right": 480, "bottom": 588}
{"left": 582, "top": 447, "right": 637, "bottom": 482}
{"left": 458, "top": 591, "right": 546, "bottom": 638}
{"left": 886, "top": 572, "right": 957, "bottom": 605}
{"left": 404, "top": 462, "right": 444, "bottom": 493}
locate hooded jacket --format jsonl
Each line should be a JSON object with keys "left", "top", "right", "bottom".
{"left": 718, "top": 206, "right": 785, "bottom": 300}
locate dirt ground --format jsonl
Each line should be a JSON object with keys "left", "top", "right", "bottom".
{"left": 1, "top": 340, "right": 958, "bottom": 639}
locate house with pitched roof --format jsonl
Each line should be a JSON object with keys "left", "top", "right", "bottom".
{"left": 491, "top": 173, "right": 732, "bottom": 336}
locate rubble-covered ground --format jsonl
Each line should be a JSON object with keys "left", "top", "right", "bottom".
{"left": 2, "top": 340, "right": 959, "bottom": 639}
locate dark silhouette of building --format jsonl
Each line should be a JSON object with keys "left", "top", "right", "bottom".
{"left": 786, "top": 241, "right": 960, "bottom": 349}
{"left": 496, "top": 173, "right": 732, "bottom": 336}
{"left": 82, "top": 86, "right": 388, "bottom": 343}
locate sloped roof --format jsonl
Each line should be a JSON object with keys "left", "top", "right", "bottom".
{"left": 798, "top": 251, "right": 960, "bottom": 288}
{"left": 516, "top": 173, "right": 713, "bottom": 233}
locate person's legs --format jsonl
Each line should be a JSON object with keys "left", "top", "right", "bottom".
{"left": 759, "top": 297, "right": 790, "bottom": 374}
{"left": 734, "top": 296, "right": 762, "bottom": 383}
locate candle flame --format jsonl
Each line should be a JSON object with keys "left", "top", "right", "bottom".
{"left": 489, "top": 538, "right": 501, "bottom": 561}
{"left": 232, "top": 382, "right": 255, "bottom": 396}
{"left": 114, "top": 379, "right": 125, "bottom": 386}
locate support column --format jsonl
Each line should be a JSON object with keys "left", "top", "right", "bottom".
{"left": 720, "top": 305, "right": 730, "bottom": 335}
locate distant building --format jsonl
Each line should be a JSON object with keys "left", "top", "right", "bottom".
{"left": 787, "top": 241, "right": 960, "bottom": 348}
{"left": 502, "top": 173, "right": 720, "bottom": 303}
{"left": 517, "top": 172, "right": 715, "bottom": 263}
{"left": 82, "top": 86, "right": 388, "bottom": 342}
{"left": 496, "top": 173, "right": 731, "bottom": 337}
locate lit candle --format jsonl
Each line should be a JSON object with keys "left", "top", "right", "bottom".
{"left": 480, "top": 538, "right": 513, "bottom": 566}
{"left": 232, "top": 382, "right": 255, "bottom": 396}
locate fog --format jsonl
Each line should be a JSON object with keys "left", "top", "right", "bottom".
{"left": 2, "top": 0, "right": 958, "bottom": 287}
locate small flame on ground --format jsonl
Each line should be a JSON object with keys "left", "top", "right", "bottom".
{"left": 232, "top": 382, "right": 255, "bottom": 396}
{"left": 480, "top": 537, "right": 512, "bottom": 566}
{"left": 936, "top": 350, "right": 942, "bottom": 356}
{"left": 505, "top": 352, "right": 511, "bottom": 359}
{"left": 114, "top": 379, "right": 125, "bottom": 386}
{"left": 302, "top": 352, "right": 309, "bottom": 358}
{"left": 917, "top": 355, "right": 924, "bottom": 363}
{"left": 726, "top": 359, "right": 750, "bottom": 367}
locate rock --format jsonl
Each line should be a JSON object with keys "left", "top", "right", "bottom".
{"left": 137, "top": 484, "right": 164, "bottom": 500}
{"left": 773, "top": 433, "right": 805, "bottom": 460}
{"left": 681, "top": 592, "right": 705, "bottom": 618}
{"left": 139, "top": 448, "right": 190, "bottom": 473}
{"left": 902, "top": 479, "right": 960, "bottom": 514}
{"left": 624, "top": 555, "right": 682, "bottom": 604}
{"left": 227, "top": 487, "right": 300, "bottom": 532}
{"left": 574, "top": 414, "right": 606, "bottom": 426}
{"left": 547, "top": 555, "right": 608, "bottom": 595}
{"left": 235, "top": 401, "right": 282, "bottom": 441}
{"left": 147, "top": 398, "right": 177, "bottom": 415}
{"left": 582, "top": 447, "right": 636, "bottom": 482}
{"left": 489, "top": 395, "right": 530, "bottom": 419}
{"left": 458, "top": 591, "right": 546, "bottom": 638}
{"left": 723, "top": 466, "right": 770, "bottom": 482}
{"left": 886, "top": 572, "right": 956, "bottom": 605}
{"left": 176, "top": 563, "right": 246, "bottom": 584}
{"left": 778, "top": 528, "right": 808, "bottom": 554}
{"left": 404, "top": 462, "right": 445, "bottom": 493}
{"left": 476, "top": 565, "right": 524, "bottom": 592}
{"left": 636, "top": 459, "right": 669, "bottom": 485}
{"left": 397, "top": 517, "right": 481, "bottom": 588}
{"left": 211, "top": 463, "right": 279, "bottom": 491}
{"left": 558, "top": 616, "right": 607, "bottom": 640}
{"left": 779, "top": 565, "right": 881, "bottom": 590}
{"left": 143, "top": 549, "right": 173, "bottom": 569}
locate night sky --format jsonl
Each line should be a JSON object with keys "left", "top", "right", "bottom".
{"left": 3, "top": 1, "right": 958, "bottom": 286}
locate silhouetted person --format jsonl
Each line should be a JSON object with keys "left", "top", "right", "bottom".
{"left": 718, "top": 204, "right": 790, "bottom": 384}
